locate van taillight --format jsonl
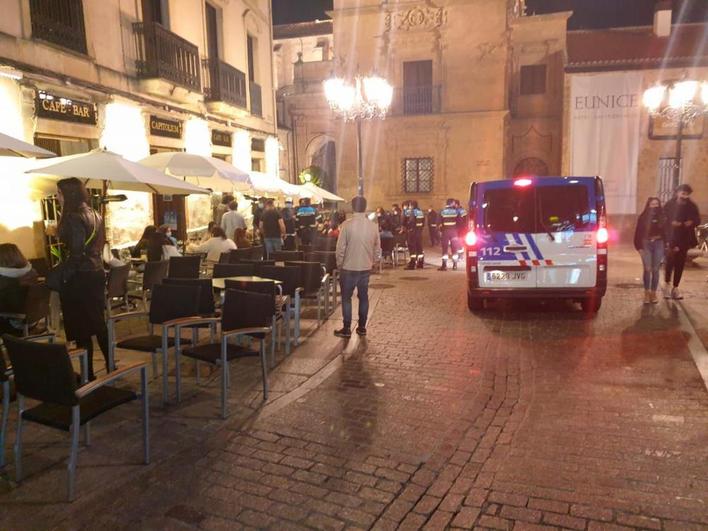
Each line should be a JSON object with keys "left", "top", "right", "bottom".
{"left": 596, "top": 228, "right": 608, "bottom": 245}
{"left": 465, "top": 231, "right": 477, "bottom": 247}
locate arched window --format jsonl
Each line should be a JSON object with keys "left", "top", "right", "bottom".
{"left": 513, "top": 157, "right": 548, "bottom": 178}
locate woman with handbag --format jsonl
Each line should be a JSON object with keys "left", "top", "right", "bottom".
{"left": 52, "top": 177, "right": 110, "bottom": 380}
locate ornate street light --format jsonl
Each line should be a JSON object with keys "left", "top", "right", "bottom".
{"left": 324, "top": 74, "right": 393, "bottom": 196}
{"left": 643, "top": 79, "right": 708, "bottom": 193}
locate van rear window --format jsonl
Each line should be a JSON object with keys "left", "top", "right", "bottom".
{"left": 482, "top": 188, "right": 535, "bottom": 233}
{"left": 538, "top": 185, "right": 596, "bottom": 231}
{"left": 481, "top": 184, "right": 595, "bottom": 234}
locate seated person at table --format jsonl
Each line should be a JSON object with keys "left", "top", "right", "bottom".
{"left": 234, "top": 228, "right": 252, "bottom": 248}
{"left": 201, "top": 221, "right": 216, "bottom": 243}
{"left": 131, "top": 225, "right": 157, "bottom": 258}
{"left": 187, "top": 226, "right": 236, "bottom": 262}
{"left": 158, "top": 224, "right": 179, "bottom": 247}
{"left": 0, "top": 243, "right": 39, "bottom": 334}
{"left": 146, "top": 231, "right": 181, "bottom": 261}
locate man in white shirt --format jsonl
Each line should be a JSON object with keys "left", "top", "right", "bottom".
{"left": 334, "top": 196, "right": 381, "bottom": 338}
{"left": 220, "top": 200, "right": 246, "bottom": 241}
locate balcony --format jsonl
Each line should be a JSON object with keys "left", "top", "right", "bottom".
{"left": 202, "top": 58, "right": 247, "bottom": 116}
{"left": 30, "top": 0, "right": 87, "bottom": 54}
{"left": 391, "top": 85, "right": 442, "bottom": 116}
{"left": 250, "top": 81, "right": 263, "bottom": 117}
{"left": 133, "top": 22, "right": 201, "bottom": 97}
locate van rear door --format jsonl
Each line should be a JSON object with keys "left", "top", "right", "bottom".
{"left": 477, "top": 183, "right": 537, "bottom": 289}
{"left": 533, "top": 181, "right": 598, "bottom": 289}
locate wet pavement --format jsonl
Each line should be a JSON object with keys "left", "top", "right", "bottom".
{"left": 1, "top": 247, "right": 707, "bottom": 530}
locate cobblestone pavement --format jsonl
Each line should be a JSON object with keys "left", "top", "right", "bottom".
{"left": 1, "top": 248, "right": 707, "bottom": 530}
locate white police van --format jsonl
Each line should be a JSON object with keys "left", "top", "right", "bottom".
{"left": 464, "top": 176, "right": 608, "bottom": 313}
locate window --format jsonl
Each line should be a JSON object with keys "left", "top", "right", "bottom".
{"left": 483, "top": 188, "right": 535, "bottom": 233}
{"left": 247, "top": 34, "right": 257, "bottom": 81}
{"left": 402, "top": 158, "right": 433, "bottom": 193}
{"left": 520, "top": 64, "right": 546, "bottom": 95}
{"left": 403, "top": 60, "right": 434, "bottom": 114}
{"left": 30, "top": 0, "right": 87, "bottom": 54}
{"left": 537, "top": 186, "right": 596, "bottom": 231}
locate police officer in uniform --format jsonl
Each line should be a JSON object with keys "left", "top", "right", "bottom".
{"left": 404, "top": 200, "right": 425, "bottom": 269}
{"left": 439, "top": 198, "right": 461, "bottom": 271}
{"left": 296, "top": 197, "right": 318, "bottom": 246}
{"left": 427, "top": 207, "right": 440, "bottom": 246}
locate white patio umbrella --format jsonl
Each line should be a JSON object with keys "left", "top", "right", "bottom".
{"left": 26, "top": 149, "right": 209, "bottom": 195}
{"left": 301, "top": 182, "right": 345, "bottom": 203}
{"left": 139, "top": 152, "right": 250, "bottom": 193}
{"left": 240, "top": 172, "right": 313, "bottom": 200}
{"left": 0, "top": 131, "right": 55, "bottom": 158}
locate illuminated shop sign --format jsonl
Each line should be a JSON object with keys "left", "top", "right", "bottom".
{"left": 150, "top": 115, "right": 183, "bottom": 139}
{"left": 211, "top": 129, "right": 232, "bottom": 147}
{"left": 36, "top": 91, "right": 97, "bottom": 124}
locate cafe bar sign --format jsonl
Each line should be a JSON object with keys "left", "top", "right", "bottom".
{"left": 211, "top": 129, "right": 232, "bottom": 147}
{"left": 36, "top": 91, "right": 97, "bottom": 124}
{"left": 150, "top": 115, "right": 182, "bottom": 139}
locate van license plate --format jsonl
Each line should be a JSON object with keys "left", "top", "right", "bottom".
{"left": 485, "top": 271, "right": 527, "bottom": 281}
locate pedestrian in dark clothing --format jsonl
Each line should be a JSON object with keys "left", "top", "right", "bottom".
{"left": 55, "top": 177, "right": 110, "bottom": 380}
{"left": 427, "top": 208, "right": 440, "bottom": 246}
{"left": 282, "top": 200, "right": 297, "bottom": 250}
{"left": 260, "top": 199, "right": 285, "bottom": 258}
{"left": 663, "top": 184, "right": 700, "bottom": 300}
{"left": 633, "top": 197, "right": 665, "bottom": 304}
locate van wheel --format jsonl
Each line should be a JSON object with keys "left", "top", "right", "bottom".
{"left": 580, "top": 298, "right": 602, "bottom": 313}
{"left": 468, "top": 294, "right": 484, "bottom": 312}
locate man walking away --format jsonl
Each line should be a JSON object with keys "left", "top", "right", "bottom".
{"left": 215, "top": 194, "right": 233, "bottom": 227}
{"left": 663, "top": 184, "right": 700, "bottom": 299}
{"left": 405, "top": 200, "right": 425, "bottom": 269}
{"left": 260, "top": 199, "right": 285, "bottom": 258}
{"left": 282, "top": 199, "right": 297, "bottom": 250}
{"left": 220, "top": 200, "right": 246, "bottom": 241}
{"left": 335, "top": 196, "right": 381, "bottom": 338}
{"left": 427, "top": 207, "right": 440, "bottom": 246}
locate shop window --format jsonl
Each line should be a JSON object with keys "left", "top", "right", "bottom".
{"left": 252, "top": 158, "right": 264, "bottom": 172}
{"left": 520, "top": 64, "right": 546, "bottom": 95}
{"left": 402, "top": 158, "right": 433, "bottom": 193}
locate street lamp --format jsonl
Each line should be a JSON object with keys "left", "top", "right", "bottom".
{"left": 324, "top": 75, "right": 393, "bottom": 196}
{"left": 643, "top": 79, "right": 708, "bottom": 193}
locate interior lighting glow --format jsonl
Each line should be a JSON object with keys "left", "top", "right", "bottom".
{"left": 233, "top": 130, "right": 251, "bottom": 172}
{"left": 265, "top": 136, "right": 280, "bottom": 178}
{"left": 100, "top": 102, "right": 149, "bottom": 161}
{"left": 596, "top": 227, "right": 609, "bottom": 244}
{"left": 514, "top": 178, "right": 533, "bottom": 187}
{"left": 669, "top": 80, "right": 698, "bottom": 109}
{"left": 185, "top": 118, "right": 211, "bottom": 156}
{"left": 642, "top": 85, "right": 666, "bottom": 112}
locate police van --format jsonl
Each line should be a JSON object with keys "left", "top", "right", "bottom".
{"left": 465, "top": 176, "right": 608, "bottom": 313}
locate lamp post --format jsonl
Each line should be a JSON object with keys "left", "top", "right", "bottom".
{"left": 643, "top": 80, "right": 707, "bottom": 193}
{"left": 323, "top": 75, "right": 393, "bottom": 197}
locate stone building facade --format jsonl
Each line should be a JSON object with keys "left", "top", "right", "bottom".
{"left": 0, "top": 0, "right": 279, "bottom": 258}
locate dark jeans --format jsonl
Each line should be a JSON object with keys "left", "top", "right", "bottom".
{"left": 665, "top": 246, "right": 688, "bottom": 287}
{"left": 340, "top": 269, "right": 370, "bottom": 329}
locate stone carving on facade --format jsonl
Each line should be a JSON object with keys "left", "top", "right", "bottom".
{"left": 384, "top": 6, "right": 446, "bottom": 33}
{"left": 477, "top": 41, "right": 502, "bottom": 61}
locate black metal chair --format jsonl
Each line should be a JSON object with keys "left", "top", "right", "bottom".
{"left": 127, "top": 260, "right": 168, "bottom": 310}
{"left": 3, "top": 334, "right": 148, "bottom": 501}
{"left": 213, "top": 263, "right": 256, "bottom": 278}
{"left": 393, "top": 233, "right": 409, "bottom": 267}
{"left": 29, "top": 257, "right": 50, "bottom": 278}
{"left": 249, "top": 245, "right": 264, "bottom": 260}
{"left": 224, "top": 279, "right": 290, "bottom": 362}
{"left": 108, "top": 284, "right": 201, "bottom": 403}
{"left": 285, "top": 261, "right": 329, "bottom": 324}
{"left": 218, "top": 252, "right": 231, "bottom": 264}
{"left": 174, "top": 289, "right": 272, "bottom": 418}
{"left": 305, "top": 251, "right": 339, "bottom": 309}
{"left": 313, "top": 237, "right": 337, "bottom": 252}
{"left": 228, "top": 248, "right": 253, "bottom": 263}
{"left": 106, "top": 264, "right": 131, "bottom": 316}
{"left": 270, "top": 250, "right": 304, "bottom": 263}
{"left": 0, "top": 283, "right": 52, "bottom": 337}
{"left": 168, "top": 256, "right": 201, "bottom": 279}
{"left": 259, "top": 265, "right": 304, "bottom": 345}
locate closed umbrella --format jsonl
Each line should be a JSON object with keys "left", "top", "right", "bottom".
{"left": 139, "top": 152, "right": 250, "bottom": 193}
{"left": 0, "top": 131, "right": 55, "bottom": 158}
{"left": 27, "top": 149, "right": 209, "bottom": 195}
{"left": 301, "top": 182, "right": 345, "bottom": 203}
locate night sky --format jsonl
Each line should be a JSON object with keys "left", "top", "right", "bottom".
{"left": 272, "top": 0, "right": 707, "bottom": 29}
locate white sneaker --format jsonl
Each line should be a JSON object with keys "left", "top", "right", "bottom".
{"left": 663, "top": 284, "right": 673, "bottom": 299}
{"left": 671, "top": 287, "right": 683, "bottom": 300}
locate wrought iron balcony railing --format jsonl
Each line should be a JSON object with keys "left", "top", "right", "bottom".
{"left": 250, "top": 81, "right": 263, "bottom": 117}
{"left": 202, "top": 58, "right": 247, "bottom": 109}
{"left": 30, "top": 0, "right": 87, "bottom": 54}
{"left": 133, "top": 22, "right": 201, "bottom": 92}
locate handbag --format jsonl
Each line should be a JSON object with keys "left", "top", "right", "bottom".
{"left": 46, "top": 212, "right": 99, "bottom": 292}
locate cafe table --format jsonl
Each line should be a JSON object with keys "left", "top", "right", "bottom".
{"left": 211, "top": 275, "right": 283, "bottom": 291}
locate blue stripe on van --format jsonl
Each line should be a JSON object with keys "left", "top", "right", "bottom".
{"left": 524, "top": 234, "right": 544, "bottom": 260}
{"left": 512, "top": 233, "right": 530, "bottom": 260}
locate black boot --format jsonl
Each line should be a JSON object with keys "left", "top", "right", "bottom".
{"left": 438, "top": 260, "right": 447, "bottom": 271}
{"left": 452, "top": 260, "right": 458, "bottom": 270}
{"left": 416, "top": 257, "right": 424, "bottom": 269}
{"left": 404, "top": 259, "right": 416, "bottom": 270}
